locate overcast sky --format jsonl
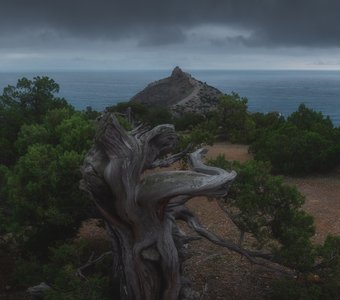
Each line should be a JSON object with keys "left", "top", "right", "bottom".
{"left": 1, "top": 0, "right": 340, "bottom": 71}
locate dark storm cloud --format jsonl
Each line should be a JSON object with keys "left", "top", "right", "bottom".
{"left": 1, "top": 0, "right": 340, "bottom": 47}
{"left": 138, "top": 27, "right": 186, "bottom": 47}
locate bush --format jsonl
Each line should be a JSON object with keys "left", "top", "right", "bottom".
{"left": 3, "top": 143, "right": 91, "bottom": 254}
{"left": 208, "top": 156, "right": 315, "bottom": 270}
{"left": 56, "top": 113, "right": 95, "bottom": 153}
{"left": 250, "top": 123, "right": 340, "bottom": 175}
{"left": 0, "top": 77, "right": 72, "bottom": 165}
{"left": 1, "top": 101, "right": 95, "bottom": 254}
{"left": 177, "top": 127, "right": 215, "bottom": 151}
{"left": 174, "top": 112, "right": 205, "bottom": 131}
{"left": 12, "top": 239, "right": 112, "bottom": 299}
{"left": 250, "top": 105, "right": 340, "bottom": 175}
{"left": 214, "top": 93, "right": 256, "bottom": 143}
{"left": 251, "top": 111, "right": 286, "bottom": 131}
{"left": 268, "top": 271, "right": 340, "bottom": 300}
{"left": 288, "top": 104, "right": 334, "bottom": 134}
{"left": 0, "top": 77, "right": 111, "bottom": 297}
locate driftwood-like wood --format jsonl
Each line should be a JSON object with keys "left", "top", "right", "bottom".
{"left": 80, "top": 113, "right": 236, "bottom": 300}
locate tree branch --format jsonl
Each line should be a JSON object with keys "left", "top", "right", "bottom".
{"left": 173, "top": 205, "right": 272, "bottom": 261}
{"left": 76, "top": 251, "right": 112, "bottom": 280}
{"left": 150, "top": 144, "right": 192, "bottom": 169}
{"left": 189, "top": 148, "right": 236, "bottom": 178}
{"left": 138, "top": 148, "right": 236, "bottom": 207}
{"left": 174, "top": 205, "right": 296, "bottom": 275}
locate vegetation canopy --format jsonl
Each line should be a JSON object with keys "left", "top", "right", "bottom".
{"left": 0, "top": 77, "right": 339, "bottom": 299}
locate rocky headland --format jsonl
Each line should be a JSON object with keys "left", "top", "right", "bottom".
{"left": 130, "top": 66, "right": 222, "bottom": 115}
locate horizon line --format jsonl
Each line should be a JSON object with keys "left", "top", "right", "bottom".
{"left": 1, "top": 68, "right": 340, "bottom": 73}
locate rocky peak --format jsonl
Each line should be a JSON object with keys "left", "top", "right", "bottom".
{"left": 130, "top": 67, "right": 223, "bottom": 115}
{"left": 171, "top": 66, "right": 187, "bottom": 79}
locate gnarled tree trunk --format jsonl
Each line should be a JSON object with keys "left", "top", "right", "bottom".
{"left": 80, "top": 113, "right": 236, "bottom": 300}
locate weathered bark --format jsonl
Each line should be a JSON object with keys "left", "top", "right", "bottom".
{"left": 80, "top": 113, "right": 236, "bottom": 300}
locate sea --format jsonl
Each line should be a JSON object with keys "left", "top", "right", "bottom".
{"left": 1, "top": 70, "right": 340, "bottom": 126}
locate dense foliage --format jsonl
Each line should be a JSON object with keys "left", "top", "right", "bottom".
{"left": 0, "top": 77, "right": 73, "bottom": 166}
{"left": 1, "top": 77, "right": 340, "bottom": 299}
{"left": 0, "top": 78, "right": 97, "bottom": 255}
{"left": 0, "top": 77, "right": 106, "bottom": 297}
{"left": 251, "top": 104, "right": 340, "bottom": 175}
{"left": 214, "top": 93, "right": 256, "bottom": 143}
{"left": 13, "top": 239, "right": 112, "bottom": 300}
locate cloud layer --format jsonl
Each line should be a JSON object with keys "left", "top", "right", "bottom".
{"left": 2, "top": 0, "right": 340, "bottom": 47}
{"left": 1, "top": 0, "right": 340, "bottom": 70}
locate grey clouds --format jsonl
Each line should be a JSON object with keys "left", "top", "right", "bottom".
{"left": 1, "top": 0, "right": 340, "bottom": 70}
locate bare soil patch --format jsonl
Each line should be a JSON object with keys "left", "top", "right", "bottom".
{"left": 182, "top": 197, "right": 276, "bottom": 300}
{"left": 285, "top": 174, "right": 340, "bottom": 243}
{"left": 205, "top": 143, "right": 252, "bottom": 162}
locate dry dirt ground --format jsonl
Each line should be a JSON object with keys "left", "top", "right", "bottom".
{"left": 205, "top": 143, "right": 340, "bottom": 242}
{"left": 180, "top": 143, "right": 340, "bottom": 299}
{"left": 285, "top": 175, "right": 340, "bottom": 243}
{"left": 1, "top": 143, "right": 339, "bottom": 299}
{"left": 181, "top": 144, "right": 271, "bottom": 300}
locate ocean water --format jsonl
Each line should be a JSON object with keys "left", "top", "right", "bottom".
{"left": 0, "top": 70, "right": 340, "bottom": 125}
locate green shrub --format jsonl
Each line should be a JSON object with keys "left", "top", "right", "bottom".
{"left": 174, "top": 112, "right": 205, "bottom": 131}
{"left": 251, "top": 111, "right": 286, "bottom": 131}
{"left": 268, "top": 274, "right": 340, "bottom": 300}
{"left": 213, "top": 93, "right": 256, "bottom": 143}
{"left": 45, "top": 276, "right": 110, "bottom": 300}
{"left": 1, "top": 98, "right": 96, "bottom": 253}
{"left": 208, "top": 155, "right": 315, "bottom": 270}
{"left": 288, "top": 104, "right": 334, "bottom": 134}
{"left": 11, "top": 240, "right": 112, "bottom": 299}
{"left": 177, "top": 127, "right": 215, "bottom": 151}
{"left": 250, "top": 104, "right": 340, "bottom": 175}
{"left": 44, "top": 240, "right": 111, "bottom": 300}
{"left": 251, "top": 124, "right": 340, "bottom": 175}
{"left": 3, "top": 144, "right": 91, "bottom": 253}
